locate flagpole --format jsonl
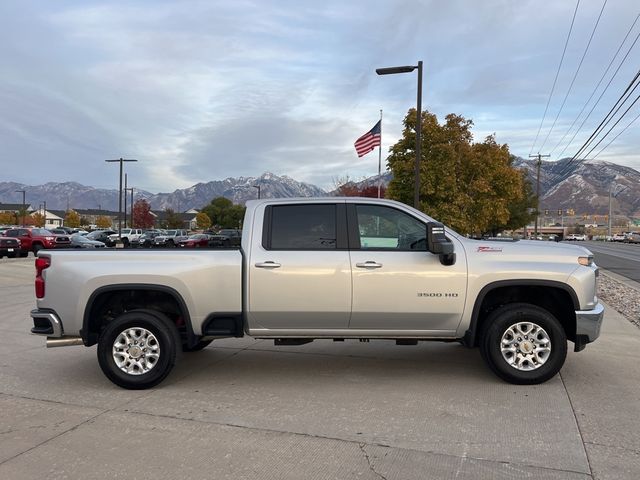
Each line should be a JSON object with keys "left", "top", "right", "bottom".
{"left": 378, "top": 109, "right": 382, "bottom": 198}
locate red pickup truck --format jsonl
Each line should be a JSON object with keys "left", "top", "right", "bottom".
{"left": 3, "top": 228, "right": 71, "bottom": 256}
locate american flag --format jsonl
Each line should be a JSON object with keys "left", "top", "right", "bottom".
{"left": 354, "top": 120, "right": 381, "bottom": 157}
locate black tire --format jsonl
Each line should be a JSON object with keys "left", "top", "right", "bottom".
{"left": 32, "top": 244, "right": 43, "bottom": 254}
{"left": 479, "top": 303, "right": 567, "bottom": 385}
{"left": 20, "top": 251, "right": 29, "bottom": 258}
{"left": 122, "top": 238, "right": 130, "bottom": 248}
{"left": 97, "top": 310, "right": 180, "bottom": 389}
{"left": 182, "top": 339, "right": 213, "bottom": 352}
{"left": 167, "top": 240, "right": 175, "bottom": 248}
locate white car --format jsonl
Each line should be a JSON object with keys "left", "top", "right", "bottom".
{"left": 107, "top": 228, "right": 143, "bottom": 247}
{"left": 566, "top": 234, "right": 586, "bottom": 241}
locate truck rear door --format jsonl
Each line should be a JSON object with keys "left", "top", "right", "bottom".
{"left": 247, "top": 202, "right": 351, "bottom": 330}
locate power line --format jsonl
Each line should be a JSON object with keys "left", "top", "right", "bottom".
{"left": 590, "top": 109, "right": 640, "bottom": 161}
{"left": 572, "top": 70, "right": 640, "bottom": 160}
{"left": 554, "top": 19, "right": 640, "bottom": 160}
{"left": 550, "top": 12, "right": 640, "bottom": 156}
{"left": 539, "top": 0, "right": 608, "bottom": 152}
{"left": 581, "top": 91, "right": 640, "bottom": 159}
{"left": 529, "top": 0, "right": 580, "bottom": 156}
{"left": 561, "top": 68, "right": 640, "bottom": 175}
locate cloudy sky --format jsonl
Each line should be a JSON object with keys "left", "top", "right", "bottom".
{"left": 1, "top": 0, "right": 639, "bottom": 193}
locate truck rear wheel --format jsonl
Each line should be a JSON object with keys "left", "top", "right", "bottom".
{"left": 97, "top": 310, "right": 180, "bottom": 389}
{"left": 479, "top": 303, "right": 567, "bottom": 385}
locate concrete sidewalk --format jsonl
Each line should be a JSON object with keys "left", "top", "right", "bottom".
{"left": 0, "top": 259, "right": 638, "bottom": 479}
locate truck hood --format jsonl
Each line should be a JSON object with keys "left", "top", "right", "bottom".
{"left": 463, "top": 239, "right": 593, "bottom": 264}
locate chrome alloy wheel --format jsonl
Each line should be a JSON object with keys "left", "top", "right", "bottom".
{"left": 112, "top": 328, "right": 161, "bottom": 375}
{"left": 500, "top": 322, "right": 551, "bottom": 371}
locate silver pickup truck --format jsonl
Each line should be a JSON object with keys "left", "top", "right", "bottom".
{"left": 30, "top": 198, "right": 604, "bottom": 389}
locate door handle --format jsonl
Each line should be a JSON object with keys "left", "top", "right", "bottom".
{"left": 355, "top": 261, "right": 383, "bottom": 269}
{"left": 255, "top": 261, "right": 281, "bottom": 269}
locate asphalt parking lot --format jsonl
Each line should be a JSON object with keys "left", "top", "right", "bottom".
{"left": 0, "top": 257, "right": 638, "bottom": 479}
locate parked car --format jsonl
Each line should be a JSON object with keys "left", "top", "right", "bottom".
{"left": 178, "top": 234, "right": 212, "bottom": 248}
{"left": 133, "top": 230, "right": 165, "bottom": 248}
{"left": 208, "top": 228, "right": 242, "bottom": 247}
{"left": 611, "top": 233, "right": 626, "bottom": 242}
{"left": 70, "top": 234, "right": 107, "bottom": 249}
{"left": 566, "top": 234, "right": 586, "bottom": 241}
{"left": 85, "top": 230, "right": 117, "bottom": 247}
{"left": 624, "top": 232, "right": 640, "bottom": 244}
{"left": 154, "top": 229, "right": 189, "bottom": 247}
{"left": 2, "top": 227, "right": 71, "bottom": 255}
{"left": 0, "top": 236, "right": 20, "bottom": 258}
{"left": 108, "top": 228, "right": 143, "bottom": 247}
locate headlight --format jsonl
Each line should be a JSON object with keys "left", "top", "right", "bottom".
{"left": 578, "top": 255, "right": 594, "bottom": 266}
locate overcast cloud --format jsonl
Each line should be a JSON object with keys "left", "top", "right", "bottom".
{"left": 1, "top": 0, "right": 639, "bottom": 192}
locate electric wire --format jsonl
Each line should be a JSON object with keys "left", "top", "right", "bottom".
{"left": 554, "top": 22, "right": 640, "bottom": 160}
{"left": 550, "top": 12, "right": 640, "bottom": 157}
{"left": 529, "top": 0, "right": 580, "bottom": 156}
{"left": 571, "top": 70, "right": 640, "bottom": 159}
{"left": 539, "top": 0, "right": 608, "bottom": 152}
{"left": 589, "top": 109, "right": 640, "bottom": 161}
{"left": 559, "top": 68, "right": 640, "bottom": 175}
{"left": 580, "top": 92, "right": 640, "bottom": 159}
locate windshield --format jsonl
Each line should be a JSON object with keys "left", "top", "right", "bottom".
{"left": 31, "top": 229, "right": 53, "bottom": 236}
{"left": 166, "top": 230, "right": 177, "bottom": 235}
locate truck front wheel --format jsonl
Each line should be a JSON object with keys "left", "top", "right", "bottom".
{"left": 479, "top": 303, "right": 567, "bottom": 385}
{"left": 97, "top": 310, "right": 180, "bottom": 389}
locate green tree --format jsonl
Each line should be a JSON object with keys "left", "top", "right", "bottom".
{"left": 387, "top": 109, "right": 531, "bottom": 236}
{"left": 201, "top": 197, "right": 246, "bottom": 229}
{"left": 64, "top": 210, "right": 81, "bottom": 228}
{"left": 132, "top": 199, "right": 155, "bottom": 229}
{"left": 195, "top": 212, "right": 212, "bottom": 230}
{"left": 161, "top": 208, "right": 184, "bottom": 229}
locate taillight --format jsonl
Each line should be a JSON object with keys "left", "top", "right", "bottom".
{"left": 35, "top": 257, "right": 51, "bottom": 299}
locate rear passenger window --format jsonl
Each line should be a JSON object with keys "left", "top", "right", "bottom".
{"left": 269, "top": 205, "right": 336, "bottom": 250}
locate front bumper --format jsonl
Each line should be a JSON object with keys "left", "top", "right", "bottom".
{"left": 574, "top": 302, "right": 605, "bottom": 349}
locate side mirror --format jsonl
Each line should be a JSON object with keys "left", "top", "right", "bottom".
{"left": 427, "top": 222, "right": 456, "bottom": 266}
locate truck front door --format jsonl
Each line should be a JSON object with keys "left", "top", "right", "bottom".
{"left": 348, "top": 204, "right": 467, "bottom": 334}
{"left": 247, "top": 203, "right": 351, "bottom": 331}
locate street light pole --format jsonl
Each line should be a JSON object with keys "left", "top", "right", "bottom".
{"left": 105, "top": 158, "right": 138, "bottom": 237}
{"left": 376, "top": 61, "right": 423, "bottom": 210}
{"left": 253, "top": 185, "right": 261, "bottom": 199}
{"left": 15, "top": 189, "right": 26, "bottom": 227}
{"left": 608, "top": 184, "right": 628, "bottom": 237}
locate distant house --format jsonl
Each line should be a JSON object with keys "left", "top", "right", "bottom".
{"left": 46, "top": 209, "right": 119, "bottom": 229}
{"left": 0, "top": 203, "right": 34, "bottom": 225}
{"left": 30, "top": 209, "right": 64, "bottom": 229}
{"left": 152, "top": 210, "right": 199, "bottom": 230}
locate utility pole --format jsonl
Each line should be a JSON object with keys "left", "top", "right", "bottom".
{"left": 529, "top": 153, "right": 550, "bottom": 236}
{"left": 105, "top": 158, "right": 138, "bottom": 237}
{"left": 124, "top": 173, "right": 128, "bottom": 229}
{"left": 14, "top": 189, "right": 26, "bottom": 227}
{"left": 125, "top": 187, "right": 134, "bottom": 228}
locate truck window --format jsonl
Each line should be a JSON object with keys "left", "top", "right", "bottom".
{"left": 355, "top": 205, "right": 427, "bottom": 251}
{"left": 269, "top": 204, "right": 337, "bottom": 250}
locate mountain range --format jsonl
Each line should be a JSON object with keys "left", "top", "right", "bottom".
{"left": 1, "top": 158, "right": 639, "bottom": 217}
